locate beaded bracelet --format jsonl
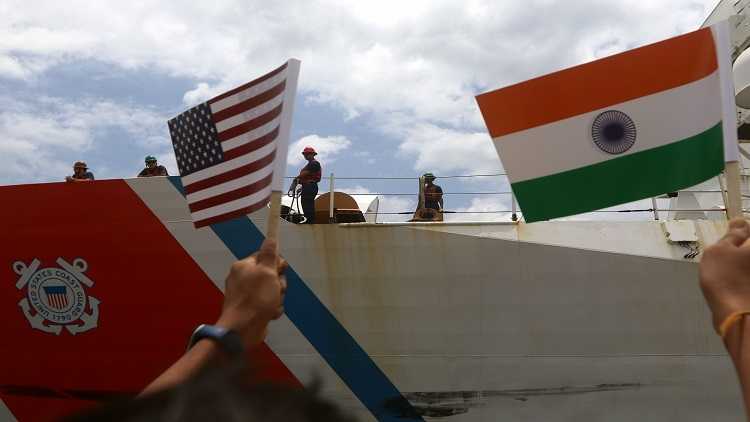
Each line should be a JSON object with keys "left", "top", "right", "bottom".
{"left": 719, "top": 311, "right": 750, "bottom": 339}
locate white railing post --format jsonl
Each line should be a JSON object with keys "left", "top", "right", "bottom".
{"left": 511, "top": 193, "right": 518, "bottom": 222}
{"left": 718, "top": 174, "right": 730, "bottom": 219}
{"left": 651, "top": 197, "right": 659, "bottom": 220}
{"left": 329, "top": 172, "right": 335, "bottom": 223}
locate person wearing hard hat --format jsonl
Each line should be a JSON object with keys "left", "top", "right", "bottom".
{"left": 138, "top": 156, "right": 169, "bottom": 177}
{"left": 423, "top": 173, "right": 443, "bottom": 211}
{"left": 65, "top": 161, "right": 95, "bottom": 183}
{"left": 296, "top": 146, "right": 322, "bottom": 224}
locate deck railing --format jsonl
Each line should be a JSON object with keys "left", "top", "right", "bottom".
{"left": 285, "top": 171, "right": 749, "bottom": 222}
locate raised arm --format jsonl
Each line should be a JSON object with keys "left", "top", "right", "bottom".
{"left": 699, "top": 218, "right": 750, "bottom": 419}
{"left": 140, "top": 239, "right": 287, "bottom": 396}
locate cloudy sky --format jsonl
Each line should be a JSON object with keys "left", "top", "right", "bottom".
{"left": 0, "top": 0, "right": 719, "bottom": 220}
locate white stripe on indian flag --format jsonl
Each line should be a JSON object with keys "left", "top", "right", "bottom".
{"left": 496, "top": 71, "right": 722, "bottom": 183}
{"left": 209, "top": 68, "right": 288, "bottom": 113}
{"left": 182, "top": 140, "right": 277, "bottom": 186}
{"left": 187, "top": 164, "right": 274, "bottom": 203}
{"left": 192, "top": 185, "right": 272, "bottom": 222}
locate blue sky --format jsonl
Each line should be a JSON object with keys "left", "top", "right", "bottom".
{"left": 0, "top": 0, "right": 718, "bottom": 220}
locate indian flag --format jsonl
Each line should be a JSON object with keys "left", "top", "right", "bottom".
{"left": 476, "top": 22, "right": 738, "bottom": 222}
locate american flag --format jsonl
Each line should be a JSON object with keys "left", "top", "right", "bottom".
{"left": 43, "top": 285, "right": 68, "bottom": 310}
{"left": 169, "top": 59, "right": 300, "bottom": 228}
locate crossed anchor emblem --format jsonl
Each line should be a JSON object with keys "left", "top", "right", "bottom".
{"left": 12, "top": 258, "right": 100, "bottom": 336}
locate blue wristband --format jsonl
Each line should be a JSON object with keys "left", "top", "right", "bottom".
{"left": 187, "top": 324, "right": 244, "bottom": 357}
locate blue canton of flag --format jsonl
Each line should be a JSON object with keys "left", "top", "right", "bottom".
{"left": 169, "top": 103, "right": 224, "bottom": 176}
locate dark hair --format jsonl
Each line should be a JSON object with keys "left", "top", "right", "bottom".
{"left": 62, "top": 364, "right": 357, "bottom": 422}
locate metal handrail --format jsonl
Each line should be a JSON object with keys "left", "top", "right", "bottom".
{"left": 285, "top": 172, "right": 508, "bottom": 180}
{"left": 362, "top": 208, "right": 741, "bottom": 215}
{"left": 292, "top": 172, "right": 747, "bottom": 222}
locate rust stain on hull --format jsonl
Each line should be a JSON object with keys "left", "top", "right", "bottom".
{"left": 384, "top": 383, "right": 643, "bottom": 418}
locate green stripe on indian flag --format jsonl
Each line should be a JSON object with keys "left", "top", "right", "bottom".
{"left": 512, "top": 123, "right": 723, "bottom": 222}
{"left": 475, "top": 23, "right": 736, "bottom": 222}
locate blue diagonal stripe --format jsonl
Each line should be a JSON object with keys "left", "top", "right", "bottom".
{"left": 168, "top": 177, "right": 422, "bottom": 421}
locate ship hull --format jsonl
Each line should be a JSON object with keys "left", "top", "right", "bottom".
{"left": 0, "top": 177, "right": 741, "bottom": 421}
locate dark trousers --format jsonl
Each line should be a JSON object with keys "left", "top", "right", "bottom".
{"left": 301, "top": 183, "right": 318, "bottom": 224}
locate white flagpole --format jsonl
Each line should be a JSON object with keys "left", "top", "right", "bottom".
{"left": 267, "top": 58, "right": 301, "bottom": 242}
{"left": 712, "top": 21, "right": 743, "bottom": 219}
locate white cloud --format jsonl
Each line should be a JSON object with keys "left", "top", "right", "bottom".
{"left": 0, "top": 95, "right": 171, "bottom": 183}
{"left": 287, "top": 134, "right": 352, "bottom": 167}
{"left": 182, "top": 82, "right": 214, "bottom": 106}
{"left": 0, "top": 0, "right": 719, "bottom": 177}
{"left": 340, "top": 185, "right": 416, "bottom": 222}
{"left": 392, "top": 121, "right": 502, "bottom": 175}
{"left": 450, "top": 196, "right": 514, "bottom": 222}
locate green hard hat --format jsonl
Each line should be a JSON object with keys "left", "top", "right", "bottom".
{"left": 145, "top": 155, "right": 157, "bottom": 163}
{"left": 423, "top": 172, "right": 436, "bottom": 180}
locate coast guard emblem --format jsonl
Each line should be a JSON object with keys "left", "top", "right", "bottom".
{"left": 12, "top": 258, "right": 100, "bottom": 335}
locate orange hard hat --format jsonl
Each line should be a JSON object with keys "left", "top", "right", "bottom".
{"left": 302, "top": 146, "right": 317, "bottom": 155}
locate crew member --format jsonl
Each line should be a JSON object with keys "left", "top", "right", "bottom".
{"left": 65, "top": 161, "right": 95, "bottom": 182}
{"left": 423, "top": 173, "right": 443, "bottom": 211}
{"left": 138, "top": 155, "right": 169, "bottom": 177}
{"left": 296, "top": 146, "right": 321, "bottom": 224}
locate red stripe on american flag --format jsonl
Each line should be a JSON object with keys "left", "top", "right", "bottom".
{"left": 212, "top": 81, "right": 286, "bottom": 123}
{"left": 184, "top": 150, "right": 277, "bottom": 195}
{"left": 217, "top": 104, "right": 283, "bottom": 142}
{"left": 194, "top": 197, "right": 271, "bottom": 228}
{"left": 223, "top": 126, "right": 279, "bottom": 161}
{"left": 188, "top": 173, "right": 273, "bottom": 213}
{"left": 209, "top": 62, "right": 288, "bottom": 104}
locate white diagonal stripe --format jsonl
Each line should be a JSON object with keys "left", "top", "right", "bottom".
{"left": 187, "top": 164, "right": 274, "bottom": 203}
{"left": 222, "top": 116, "right": 281, "bottom": 152}
{"left": 210, "top": 69, "right": 288, "bottom": 113}
{"left": 183, "top": 141, "right": 277, "bottom": 186}
{"left": 495, "top": 71, "right": 722, "bottom": 183}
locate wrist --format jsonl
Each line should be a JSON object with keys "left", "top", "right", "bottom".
{"left": 216, "top": 308, "right": 269, "bottom": 347}
{"left": 713, "top": 300, "right": 750, "bottom": 331}
{"left": 188, "top": 324, "right": 244, "bottom": 358}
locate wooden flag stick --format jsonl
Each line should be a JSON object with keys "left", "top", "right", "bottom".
{"left": 266, "top": 190, "right": 283, "bottom": 242}
{"left": 725, "top": 160, "right": 744, "bottom": 220}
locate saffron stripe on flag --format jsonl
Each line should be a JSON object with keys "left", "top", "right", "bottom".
{"left": 476, "top": 27, "right": 717, "bottom": 138}
{"left": 512, "top": 123, "right": 724, "bottom": 222}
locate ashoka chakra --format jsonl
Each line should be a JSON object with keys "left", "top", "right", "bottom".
{"left": 591, "top": 110, "right": 636, "bottom": 155}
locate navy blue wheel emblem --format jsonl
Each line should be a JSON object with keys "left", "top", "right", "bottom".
{"left": 591, "top": 110, "right": 636, "bottom": 154}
